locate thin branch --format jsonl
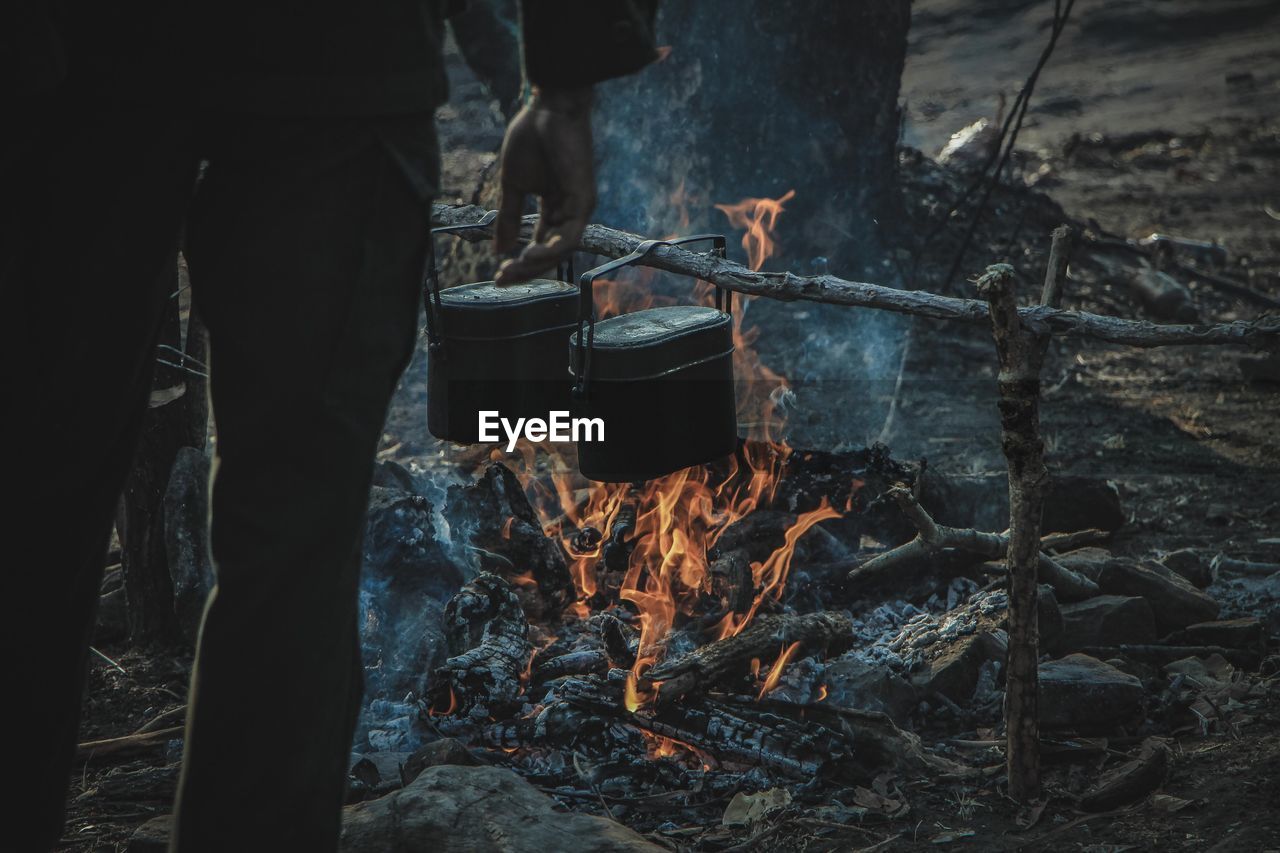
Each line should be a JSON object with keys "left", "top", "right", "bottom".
{"left": 430, "top": 203, "right": 1280, "bottom": 350}
{"left": 846, "top": 484, "right": 1098, "bottom": 601}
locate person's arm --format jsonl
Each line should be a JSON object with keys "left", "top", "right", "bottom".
{"left": 493, "top": 0, "right": 658, "bottom": 283}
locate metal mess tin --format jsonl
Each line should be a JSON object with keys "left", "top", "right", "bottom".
{"left": 570, "top": 235, "right": 738, "bottom": 482}
{"left": 425, "top": 214, "right": 577, "bottom": 444}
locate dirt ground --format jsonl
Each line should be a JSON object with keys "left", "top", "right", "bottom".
{"left": 62, "top": 2, "right": 1280, "bottom": 851}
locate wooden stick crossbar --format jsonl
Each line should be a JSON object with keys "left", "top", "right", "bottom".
{"left": 431, "top": 203, "right": 1279, "bottom": 350}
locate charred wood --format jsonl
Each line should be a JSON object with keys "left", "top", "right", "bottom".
{"left": 646, "top": 611, "right": 854, "bottom": 705}
{"left": 597, "top": 613, "right": 639, "bottom": 670}
{"left": 444, "top": 463, "right": 574, "bottom": 618}
{"left": 435, "top": 573, "right": 532, "bottom": 718}
{"left": 847, "top": 484, "right": 1098, "bottom": 602}
{"left": 709, "top": 549, "right": 755, "bottom": 616}
{"left": 532, "top": 649, "right": 610, "bottom": 683}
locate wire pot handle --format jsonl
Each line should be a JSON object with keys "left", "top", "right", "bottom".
{"left": 573, "top": 234, "right": 728, "bottom": 399}
{"left": 422, "top": 210, "right": 574, "bottom": 354}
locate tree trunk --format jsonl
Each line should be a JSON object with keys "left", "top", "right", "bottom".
{"left": 593, "top": 0, "right": 911, "bottom": 274}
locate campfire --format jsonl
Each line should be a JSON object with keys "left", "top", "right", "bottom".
{"left": 355, "top": 198, "right": 943, "bottom": 807}
{"left": 345, "top": 192, "right": 1274, "bottom": 846}
{"left": 357, "top": 199, "right": 1038, "bottom": 822}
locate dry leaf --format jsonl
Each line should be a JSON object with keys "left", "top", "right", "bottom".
{"left": 722, "top": 788, "right": 792, "bottom": 827}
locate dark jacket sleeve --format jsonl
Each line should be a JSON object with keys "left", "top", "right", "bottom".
{"left": 1, "top": 1, "right": 67, "bottom": 98}
{"left": 519, "top": 0, "right": 658, "bottom": 89}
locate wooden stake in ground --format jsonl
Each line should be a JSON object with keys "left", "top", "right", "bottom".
{"left": 977, "top": 225, "right": 1074, "bottom": 803}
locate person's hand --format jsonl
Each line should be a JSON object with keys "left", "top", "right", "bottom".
{"left": 493, "top": 86, "right": 596, "bottom": 284}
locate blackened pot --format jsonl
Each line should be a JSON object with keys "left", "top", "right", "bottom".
{"left": 569, "top": 236, "right": 738, "bottom": 482}
{"left": 424, "top": 217, "right": 577, "bottom": 444}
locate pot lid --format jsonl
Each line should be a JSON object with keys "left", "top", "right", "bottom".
{"left": 437, "top": 279, "right": 577, "bottom": 340}
{"left": 570, "top": 305, "right": 734, "bottom": 381}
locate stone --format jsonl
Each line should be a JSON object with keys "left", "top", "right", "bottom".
{"left": 341, "top": 764, "right": 663, "bottom": 852}
{"left": 1078, "top": 737, "right": 1170, "bottom": 812}
{"left": 823, "top": 658, "right": 917, "bottom": 723}
{"left": 1166, "top": 617, "right": 1266, "bottom": 651}
{"left": 1038, "top": 654, "right": 1144, "bottom": 733}
{"left": 349, "top": 751, "right": 417, "bottom": 787}
{"left": 402, "top": 737, "right": 480, "bottom": 784}
{"left": 1037, "top": 584, "right": 1064, "bottom": 652}
{"left": 127, "top": 815, "right": 173, "bottom": 852}
{"left": 1095, "top": 559, "right": 1219, "bottom": 635}
{"left": 1058, "top": 596, "right": 1157, "bottom": 651}
{"left": 1159, "top": 548, "right": 1214, "bottom": 589}
{"left": 1051, "top": 547, "right": 1114, "bottom": 582}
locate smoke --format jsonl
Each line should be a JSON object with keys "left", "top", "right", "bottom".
{"left": 591, "top": 0, "right": 912, "bottom": 447}
{"left": 355, "top": 466, "right": 471, "bottom": 752}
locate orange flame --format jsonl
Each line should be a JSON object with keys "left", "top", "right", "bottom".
{"left": 710, "top": 190, "right": 797, "bottom": 442}
{"left": 624, "top": 670, "right": 644, "bottom": 713}
{"left": 430, "top": 685, "right": 458, "bottom": 717}
{"left": 757, "top": 641, "right": 802, "bottom": 700}
{"left": 477, "top": 185, "right": 831, "bottom": 716}
{"left": 714, "top": 189, "right": 796, "bottom": 271}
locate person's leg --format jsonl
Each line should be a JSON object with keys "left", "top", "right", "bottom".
{"left": 173, "top": 113, "right": 435, "bottom": 851}
{"left": 1, "top": 93, "right": 197, "bottom": 850}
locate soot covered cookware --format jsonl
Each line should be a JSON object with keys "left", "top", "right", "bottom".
{"left": 570, "top": 235, "right": 738, "bottom": 482}
{"left": 425, "top": 213, "right": 577, "bottom": 443}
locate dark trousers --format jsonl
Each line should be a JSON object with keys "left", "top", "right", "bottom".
{"left": 3, "top": 93, "right": 436, "bottom": 851}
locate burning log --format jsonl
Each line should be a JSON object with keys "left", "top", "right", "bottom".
{"left": 590, "top": 501, "right": 637, "bottom": 606}
{"left": 430, "top": 203, "right": 1280, "bottom": 349}
{"left": 645, "top": 612, "right": 854, "bottom": 705}
{"left": 480, "top": 686, "right": 648, "bottom": 760}
{"left": 553, "top": 675, "right": 850, "bottom": 780}
{"left": 444, "top": 463, "right": 574, "bottom": 618}
{"left": 531, "top": 649, "right": 610, "bottom": 683}
{"left": 434, "top": 573, "right": 532, "bottom": 719}
{"left": 847, "top": 484, "right": 1099, "bottom": 602}
{"left": 552, "top": 675, "right": 960, "bottom": 784}
{"left": 709, "top": 549, "right": 755, "bottom": 617}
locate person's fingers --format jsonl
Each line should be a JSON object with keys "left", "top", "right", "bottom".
{"left": 493, "top": 177, "right": 526, "bottom": 254}
{"left": 495, "top": 221, "right": 584, "bottom": 284}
